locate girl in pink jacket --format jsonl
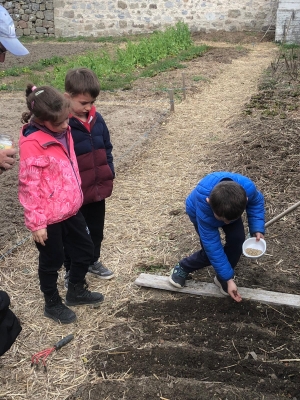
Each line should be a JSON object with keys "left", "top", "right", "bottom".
{"left": 19, "top": 84, "right": 104, "bottom": 324}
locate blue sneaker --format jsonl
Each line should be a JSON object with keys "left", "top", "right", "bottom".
{"left": 169, "top": 263, "right": 189, "bottom": 288}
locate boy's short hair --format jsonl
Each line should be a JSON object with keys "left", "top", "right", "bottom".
{"left": 65, "top": 67, "right": 100, "bottom": 98}
{"left": 209, "top": 181, "right": 247, "bottom": 221}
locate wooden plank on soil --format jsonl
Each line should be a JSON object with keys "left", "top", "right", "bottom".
{"left": 134, "top": 273, "right": 300, "bottom": 308}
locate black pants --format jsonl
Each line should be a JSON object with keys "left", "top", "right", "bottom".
{"left": 0, "top": 291, "right": 22, "bottom": 356}
{"left": 36, "top": 212, "right": 94, "bottom": 296}
{"left": 64, "top": 200, "right": 105, "bottom": 272}
{"left": 180, "top": 217, "right": 245, "bottom": 287}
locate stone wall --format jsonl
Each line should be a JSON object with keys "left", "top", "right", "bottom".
{"left": 0, "top": 0, "right": 54, "bottom": 37}
{"left": 54, "top": 0, "right": 278, "bottom": 38}
{"left": 2, "top": 0, "right": 278, "bottom": 38}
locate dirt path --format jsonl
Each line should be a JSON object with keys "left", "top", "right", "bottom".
{"left": 105, "top": 42, "right": 277, "bottom": 277}
{"left": 0, "top": 42, "right": 280, "bottom": 400}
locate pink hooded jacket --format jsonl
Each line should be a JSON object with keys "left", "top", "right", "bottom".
{"left": 18, "top": 125, "right": 83, "bottom": 232}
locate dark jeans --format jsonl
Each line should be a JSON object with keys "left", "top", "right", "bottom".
{"left": 36, "top": 212, "right": 94, "bottom": 296}
{"left": 64, "top": 200, "right": 105, "bottom": 271}
{"left": 180, "top": 217, "right": 245, "bottom": 287}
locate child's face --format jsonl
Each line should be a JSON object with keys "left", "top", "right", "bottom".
{"left": 44, "top": 108, "right": 69, "bottom": 134}
{"left": 67, "top": 92, "right": 97, "bottom": 119}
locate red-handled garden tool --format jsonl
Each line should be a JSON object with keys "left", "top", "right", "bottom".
{"left": 31, "top": 334, "right": 74, "bottom": 372}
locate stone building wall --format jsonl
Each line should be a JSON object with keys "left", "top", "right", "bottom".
{"left": 0, "top": 0, "right": 54, "bottom": 37}
{"left": 54, "top": 0, "right": 278, "bottom": 38}
{"left": 1, "top": 0, "right": 278, "bottom": 38}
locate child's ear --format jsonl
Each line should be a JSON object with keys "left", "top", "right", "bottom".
{"left": 64, "top": 92, "right": 70, "bottom": 99}
{"left": 206, "top": 197, "right": 210, "bottom": 203}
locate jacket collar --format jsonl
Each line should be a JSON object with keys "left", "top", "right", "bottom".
{"left": 21, "top": 123, "right": 71, "bottom": 148}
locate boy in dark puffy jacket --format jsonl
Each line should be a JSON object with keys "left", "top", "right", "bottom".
{"left": 169, "top": 172, "right": 265, "bottom": 302}
{"left": 64, "top": 68, "right": 115, "bottom": 284}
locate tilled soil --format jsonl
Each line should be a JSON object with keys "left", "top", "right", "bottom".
{"left": 76, "top": 298, "right": 300, "bottom": 400}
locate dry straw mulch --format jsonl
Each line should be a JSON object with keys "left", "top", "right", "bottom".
{"left": 0, "top": 41, "right": 277, "bottom": 400}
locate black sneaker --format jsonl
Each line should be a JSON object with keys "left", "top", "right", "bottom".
{"left": 44, "top": 291, "right": 76, "bottom": 324}
{"left": 88, "top": 261, "right": 114, "bottom": 280}
{"left": 213, "top": 276, "right": 229, "bottom": 296}
{"left": 169, "top": 263, "right": 189, "bottom": 288}
{"left": 66, "top": 280, "right": 104, "bottom": 307}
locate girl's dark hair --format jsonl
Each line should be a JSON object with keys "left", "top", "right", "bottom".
{"left": 21, "top": 84, "right": 70, "bottom": 124}
{"left": 65, "top": 67, "right": 100, "bottom": 98}
{"left": 209, "top": 181, "right": 247, "bottom": 221}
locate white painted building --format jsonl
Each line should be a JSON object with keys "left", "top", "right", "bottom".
{"left": 275, "top": 0, "right": 300, "bottom": 43}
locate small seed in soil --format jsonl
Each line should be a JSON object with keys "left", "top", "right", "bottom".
{"left": 245, "top": 248, "right": 263, "bottom": 256}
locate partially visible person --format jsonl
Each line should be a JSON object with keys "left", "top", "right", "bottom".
{"left": 63, "top": 67, "right": 115, "bottom": 286}
{"left": 0, "top": 4, "right": 28, "bottom": 356}
{"left": 169, "top": 172, "right": 265, "bottom": 302}
{"left": 18, "top": 84, "right": 104, "bottom": 325}
{"left": 0, "top": 5, "right": 28, "bottom": 174}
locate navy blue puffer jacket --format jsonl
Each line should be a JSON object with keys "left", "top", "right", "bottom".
{"left": 185, "top": 172, "right": 265, "bottom": 281}
{"left": 69, "top": 108, "right": 114, "bottom": 205}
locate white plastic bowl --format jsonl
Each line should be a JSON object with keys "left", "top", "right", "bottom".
{"left": 242, "top": 237, "right": 266, "bottom": 259}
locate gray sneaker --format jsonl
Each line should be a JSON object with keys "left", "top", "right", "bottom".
{"left": 88, "top": 261, "right": 114, "bottom": 280}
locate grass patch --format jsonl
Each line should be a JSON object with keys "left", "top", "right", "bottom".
{"left": 136, "top": 263, "right": 167, "bottom": 273}
{"left": 20, "top": 33, "right": 149, "bottom": 44}
{"left": 280, "top": 43, "right": 300, "bottom": 51}
{"left": 0, "top": 23, "right": 209, "bottom": 92}
{"left": 0, "top": 56, "right": 65, "bottom": 78}
{"left": 139, "top": 58, "right": 186, "bottom": 79}
{"left": 235, "top": 45, "right": 246, "bottom": 52}
{"left": 192, "top": 75, "right": 209, "bottom": 82}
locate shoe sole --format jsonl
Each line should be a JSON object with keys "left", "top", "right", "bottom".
{"left": 88, "top": 271, "right": 115, "bottom": 280}
{"left": 213, "top": 276, "right": 229, "bottom": 296}
{"left": 44, "top": 311, "right": 77, "bottom": 324}
{"left": 169, "top": 275, "right": 185, "bottom": 288}
{"left": 65, "top": 296, "right": 104, "bottom": 308}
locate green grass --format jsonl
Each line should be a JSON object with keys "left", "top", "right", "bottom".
{"left": 0, "top": 56, "right": 65, "bottom": 78}
{"left": 137, "top": 263, "right": 167, "bottom": 273}
{"left": 20, "top": 33, "right": 148, "bottom": 44}
{"left": 192, "top": 75, "right": 209, "bottom": 82}
{"left": 235, "top": 45, "right": 246, "bottom": 52}
{"left": 280, "top": 43, "right": 300, "bottom": 50}
{"left": 1, "top": 22, "right": 209, "bottom": 91}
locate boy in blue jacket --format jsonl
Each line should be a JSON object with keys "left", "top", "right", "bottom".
{"left": 64, "top": 68, "right": 115, "bottom": 284}
{"left": 169, "top": 172, "right": 265, "bottom": 302}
